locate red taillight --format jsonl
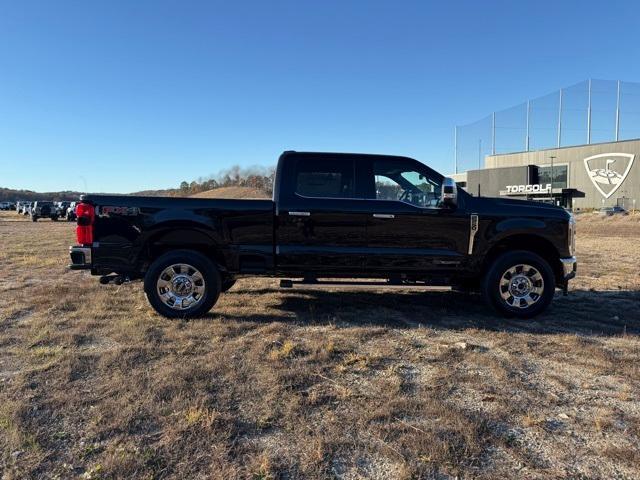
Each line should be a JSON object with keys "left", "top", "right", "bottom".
{"left": 76, "top": 202, "right": 95, "bottom": 245}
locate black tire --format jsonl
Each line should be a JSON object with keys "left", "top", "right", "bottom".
{"left": 482, "top": 250, "right": 555, "bottom": 319}
{"left": 221, "top": 278, "right": 236, "bottom": 292}
{"left": 51, "top": 216, "right": 58, "bottom": 222}
{"left": 31, "top": 215, "right": 38, "bottom": 222}
{"left": 144, "top": 249, "right": 221, "bottom": 319}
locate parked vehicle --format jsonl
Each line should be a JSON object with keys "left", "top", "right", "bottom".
{"left": 0, "top": 201, "right": 13, "bottom": 210}
{"left": 66, "top": 201, "right": 77, "bottom": 221}
{"left": 69, "top": 151, "right": 576, "bottom": 319}
{"left": 31, "top": 201, "right": 59, "bottom": 222}
{"left": 599, "top": 206, "right": 628, "bottom": 216}
{"left": 56, "top": 201, "right": 71, "bottom": 217}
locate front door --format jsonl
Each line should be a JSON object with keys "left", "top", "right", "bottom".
{"left": 361, "top": 157, "right": 469, "bottom": 273}
{"left": 275, "top": 154, "right": 368, "bottom": 274}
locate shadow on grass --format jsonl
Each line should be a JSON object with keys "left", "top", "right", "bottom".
{"left": 214, "top": 287, "right": 640, "bottom": 336}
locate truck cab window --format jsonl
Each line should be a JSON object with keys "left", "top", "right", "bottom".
{"left": 295, "top": 159, "right": 354, "bottom": 198}
{"left": 373, "top": 160, "right": 441, "bottom": 208}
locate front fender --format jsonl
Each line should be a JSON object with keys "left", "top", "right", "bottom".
{"left": 476, "top": 216, "right": 565, "bottom": 258}
{"left": 493, "top": 217, "right": 547, "bottom": 236}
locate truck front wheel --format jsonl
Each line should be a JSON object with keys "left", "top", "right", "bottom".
{"left": 144, "top": 250, "right": 221, "bottom": 319}
{"left": 482, "top": 250, "right": 555, "bottom": 319}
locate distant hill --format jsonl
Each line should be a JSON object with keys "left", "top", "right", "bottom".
{"left": 129, "top": 188, "right": 179, "bottom": 197}
{"left": 1, "top": 163, "right": 274, "bottom": 201}
{"left": 0, "top": 188, "right": 85, "bottom": 202}
{"left": 190, "top": 186, "right": 269, "bottom": 199}
{"left": 1, "top": 185, "right": 271, "bottom": 202}
{"left": 0, "top": 187, "right": 178, "bottom": 201}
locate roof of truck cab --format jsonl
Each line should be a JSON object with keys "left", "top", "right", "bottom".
{"left": 280, "top": 150, "right": 419, "bottom": 162}
{"left": 277, "top": 151, "right": 444, "bottom": 179}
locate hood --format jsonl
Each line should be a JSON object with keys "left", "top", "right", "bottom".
{"left": 471, "top": 195, "right": 571, "bottom": 220}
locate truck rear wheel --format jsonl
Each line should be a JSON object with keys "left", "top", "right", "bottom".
{"left": 144, "top": 250, "right": 221, "bottom": 319}
{"left": 482, "top": 250, "right": 555, "bottom": 319}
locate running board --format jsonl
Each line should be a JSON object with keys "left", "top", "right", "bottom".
{"left": 279, "top": 279, "right": 451, "bottom": 291}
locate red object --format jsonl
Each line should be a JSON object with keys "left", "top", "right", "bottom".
{"left": 76, "top": 202, "right": 95, "bottom": 245}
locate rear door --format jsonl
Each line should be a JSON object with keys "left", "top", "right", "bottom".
{"left": 275, "top": 154, "right": 368, "bottom": 273}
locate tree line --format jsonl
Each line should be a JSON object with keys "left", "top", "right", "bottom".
{"left": 177, "top": 165, "right": 275, "bottom": 197}
{"left": 0, "top": 188, "right": 84, "bottom": 202}
{"left": 1, "top": 165, "right": 276, "bottom": 200}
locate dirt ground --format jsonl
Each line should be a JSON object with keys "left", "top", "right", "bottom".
{"left": 0, "top": 210, "right": 639, "bottom": 479}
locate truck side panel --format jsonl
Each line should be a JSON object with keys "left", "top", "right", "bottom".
{"left": 83, "top": 195, "right": 275, "bottom": 276}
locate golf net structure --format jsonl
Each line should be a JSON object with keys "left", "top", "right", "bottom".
{"left": 454, "top": 79, "right": 640, "bottom": 173}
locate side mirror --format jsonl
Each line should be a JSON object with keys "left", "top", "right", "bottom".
{"left": 441, "top": 177, "right": 458, "bottom": 208}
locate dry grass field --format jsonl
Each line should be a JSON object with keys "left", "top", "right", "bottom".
{"left": 1, "top": 210, "right": 639, "bottom": 479}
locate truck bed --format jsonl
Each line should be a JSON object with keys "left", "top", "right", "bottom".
{"left": 82, "top": 194, "right": 275, "bottom": 275}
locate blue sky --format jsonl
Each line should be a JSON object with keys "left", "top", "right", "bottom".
{"left": 1, "top": 0, "right": 640, "bottom": 193}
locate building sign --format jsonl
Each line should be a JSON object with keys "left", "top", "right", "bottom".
{"left": 502, "top": 183, "right": 552, "bottom": 195}
{"left": 584, "top": 153, "right": 635, "bottom": 199}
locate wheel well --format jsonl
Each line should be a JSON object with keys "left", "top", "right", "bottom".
{"left": 141, "top": 229, "right": 228, "bottom": 274}
{"left": 482, "top": 234, "right": 563, "bottom": 283}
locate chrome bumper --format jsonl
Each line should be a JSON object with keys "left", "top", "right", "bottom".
{"left": 69, "top": 245, "right": 92, "bottom": 270}
{"left": 560, "top": 256, "right": 577, "bottom": 279}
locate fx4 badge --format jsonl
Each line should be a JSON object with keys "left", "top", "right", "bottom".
{"left": 584, "top": 153, "right": 635, "bottom": 199}
{"left": 98, "top": 206, "right": 140, "bottom": 217}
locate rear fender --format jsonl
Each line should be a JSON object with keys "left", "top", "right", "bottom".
{"left": 140, "top": 220, "right": 227, "bottom": 272}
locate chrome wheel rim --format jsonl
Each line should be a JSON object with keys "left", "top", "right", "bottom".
{"left": 499, "top": 264, "right": 544, "bottom": 309}
{"left": 156, "top": 263, "right": 206, "bottom": 310}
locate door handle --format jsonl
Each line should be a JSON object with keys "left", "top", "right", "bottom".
{"left": 288, "top": 211, "right": 310, "bottom": 216}
{"left": 373, "top": 214, "right": 395, "bottom": 219}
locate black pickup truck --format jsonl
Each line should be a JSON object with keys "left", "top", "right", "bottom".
{"left": 69, "top": 151, "right": 576, "bottom": 319}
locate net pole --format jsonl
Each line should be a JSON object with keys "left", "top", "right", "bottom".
{"left": 454, "top": 126, "right": 458, "bottom": 174}
{"left": 526, "top": 100, "right": 530, "bottom": 151}
{"left": 587, "top": 79, "right": 592, "bottom": 144}
{"left": 491, "top": 112, "right": 496, "bottom": 155}
{"left": 557, "top": 88, "right": 563, "bottom": 148}
{"left": 615, "top": 80, "right": 621, "bottom": 141}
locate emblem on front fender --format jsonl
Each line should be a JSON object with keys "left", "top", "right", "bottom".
{"left": 468, "top": 214, "right": 479, "bottom": 255}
